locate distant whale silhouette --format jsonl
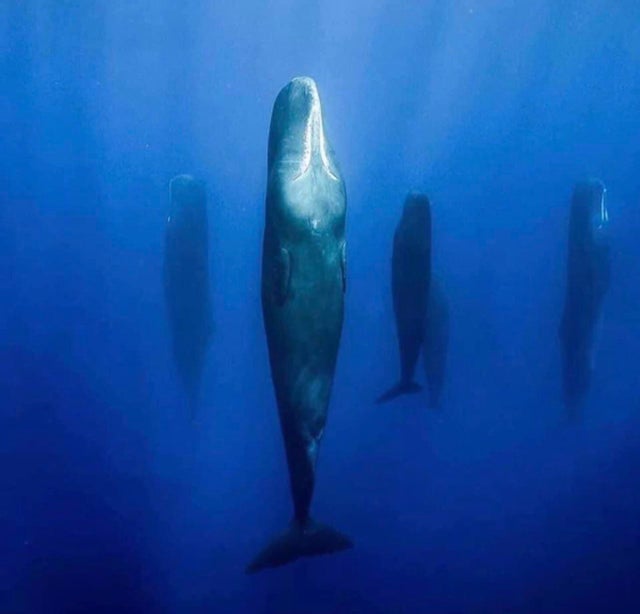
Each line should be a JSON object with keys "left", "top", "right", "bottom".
{"left": 377, "top": 192, "right": 431, "bottom": 404}
{"left": 247, "top": 77, "right": 351, "bottom": 574}
{"left": 423, "top": 277, "right": 449, "bottom": 408}
{"left": 559, "top": 178, "right": 610, "bottom": 416}
{"left": 164, "top": 175, "right": 212, "bottom": 417}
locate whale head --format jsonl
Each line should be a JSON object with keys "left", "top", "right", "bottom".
{"left": 571, "top": 178, "right": 608, "bottom": 246}
{"left": 402, "top": 191, "right": 431, "bottom": 223}
{"left": 168, "top": 174, "right": 206, "bottom": 226}
{"left": 268, "top": 77, "right": 340, "bottom": 182}
{"left": 398, "top": 191, "right": 431, "bottom": 244}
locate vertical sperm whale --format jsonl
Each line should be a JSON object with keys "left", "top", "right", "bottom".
{"left": 248, "top": 77, "right": 351, "bottom": 573}
{"left": 377, "top": 193, "right": 432, "bottom": 403}
{"left": 164, "top": 175, "right": 212, "bottom": 416}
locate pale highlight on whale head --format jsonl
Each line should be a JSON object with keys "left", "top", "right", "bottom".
{"left": 587, "top": 178, "right": 608, "bottom": 231}
{"left": 592, "top": 180, "right": 609, "bottom": 247}
{"left": 571, "top": 178, "right": 609, "bottom": 245}
{"left": 595, "top": 181, "right": 608, "bottom": 229}
{"left": 268, "top": 77, "right": 339, "bottom": 182}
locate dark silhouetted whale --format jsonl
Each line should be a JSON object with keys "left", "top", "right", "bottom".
{"left": 377, "top": 192, "right": 431, "bottom": 404}
{"left": 164, "top": 175, "right": 212, "bottom": 417}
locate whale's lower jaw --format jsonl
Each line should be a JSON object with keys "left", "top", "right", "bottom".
{"left": 293, "top": 82, "right": 338, "bottom": 182}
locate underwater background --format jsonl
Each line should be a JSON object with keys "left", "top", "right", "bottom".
{"left": 2, "top": 1, "right": 640, "bottom": 612}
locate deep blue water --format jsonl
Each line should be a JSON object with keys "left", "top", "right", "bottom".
{"left": 2, "top": 2, "right": 640, "bottom": 612}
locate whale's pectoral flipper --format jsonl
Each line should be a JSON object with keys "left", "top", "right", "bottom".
{"left": 375, "top": 381, "right": 422, "bottom": 404}
{"left": 246, "top": 519, "right": 353, "bottom": 574}
{"left": 274, "top": 247, "right": 292, "bottom": 305}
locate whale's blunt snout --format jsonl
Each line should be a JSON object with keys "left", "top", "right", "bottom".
{"left": 402, "top": 192, "right": 431, "bottom": 224}
{"left": 290, "top": 76, "right": 318, "bottom": 95}
{"left": 574, "top": 178, "right": 608, "bottom": 231}
{"left": 169, "top": 174, "right": 206, "bottom": 219}
{"left": 268, "top": 76, "right": 338, "bottom": 181}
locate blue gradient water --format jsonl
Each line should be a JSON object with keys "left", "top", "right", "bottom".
{"left": 2, "top": 2, "right": 640, "bottom": 612}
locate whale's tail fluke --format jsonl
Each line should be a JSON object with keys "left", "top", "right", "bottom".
{"left": 246, "top": 518, "right": 352, "bottom": 574}
{"left": 375, "top": 381, "right": 422, "bottom": 404}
